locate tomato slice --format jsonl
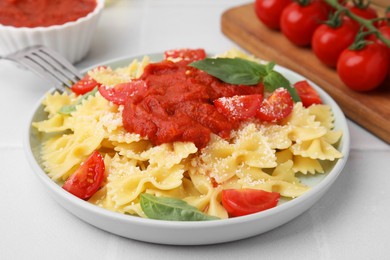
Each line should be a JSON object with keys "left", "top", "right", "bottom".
{"left": 164, "top": 48, "right": 206, "bottom": 63}
{"left": 71, "top": 74, "right": 101, "bottom": 95}
{"left": 62, "top": 151, "right": 105, "bottom": 200}
{"left": 293, "top": 80, "right": 322, "bottom": 107}
{"left": 256, "top": 88, "right": 293, "bottom": 122}
{"left": 214, "top": 94, "right": 263, "bottom": 121}
{"left": 98, "top": 80, "right": 148, "bottom": 105}
{"left": 222, "top": 189, "right": 280, "bottom": 217}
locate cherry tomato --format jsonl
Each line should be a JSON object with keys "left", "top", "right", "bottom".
{"left": 317, "top": 0, "right": 346, "bottom": 14}
{"left": 98, "top": 80, "right": 148, "bottom": 105}
{"left": 214, "top": 94, "right": 263, "bottom": 121}
{"left": 71, "top": 74, "right": 101, "bottom": 95}
{"left": 369, "top": 26, "right": 390, "bottom": 89}
{"left": 280, "top": 0, "right": 329, "bottom": 46}
{"left": 312, "top": 16, "right": 359, "bottom": 67}
{"left": 348, "top": 3, "right": 378, "bottom": 20}
{"left": 368, "top": 25, "right": 390, "bottom": 55}
{"left": 254, "top": 0, "right": 292, "bottom": 30}
{"left": 337, "top": 43, "right": 390, "bottom": 91}
{"left": 221, "top": 189, "right": 280, "bottom": 217}
{"left": 256, "top": 88, "right": 293, "bottom": 122}
{"left": 294, "top": 80, "right": 322, "bottom": 107}
{"left": 63, "top": 151, "right": 105, "bottom": 200}
{"left": 164, "top": 48, "right": 206, "bottom": 63}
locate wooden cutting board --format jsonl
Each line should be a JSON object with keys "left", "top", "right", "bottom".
{"left": 221, "top": 2, "right": 390, "bottom": 144}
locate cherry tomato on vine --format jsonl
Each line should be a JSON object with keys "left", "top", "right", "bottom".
{"left": 337, "top": 43, "right": 390, "bottom": 91}
{"left": 368, "top": 25, "right": 390, "bottom": 55}
{"left": 221, "top": 189, "right": 280, "bottom": 217}
{"left": 63, "top": 151, "right": 105, "bottom": 200}
{"left": 347, "top": 2, "right": 378, "bottom": 20}
{"left": 368, "top": 26, "right": 390, "bottom": 88}
{"left": 317, "top": 0, "right": 347, "bottom": 15}
{"left": 254, "top": 0, "right": 293, "bottom": 30}
{"left": 280, "top": 0, "right": 329, "bottom": 46}
{"left": 312, "top": 16, "right": 360, "bottom": 67}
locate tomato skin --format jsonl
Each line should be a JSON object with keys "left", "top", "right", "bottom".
{"left": 214, "top": 94, "right": 263, "bottom": 121}
{"left": 348, "top": 4, "right": 378, "bottom": 20}
{"left": 98, "top": 80, "right": 148, "bottom": 105}
{"left": 222, "top": 189, "right": 280, "bottom": 217}
{"left": 256, "top": 88, "right": 293, "bottom": 122}
{"left": 337, "top": 43, "right": 390, "bottom": 91}
{"left": 62, "top": 151, "right": 105, "bottom": 200}
{"left": 71, "top": 74, "right": 101, "bottom": 95}
{"left": 280, "top": 1, "right": 329, "bottom": 46}
{"left": 294, "top": 80, "right": 322, "bottom": 107}
{"left": 312, "top": 16, "right": 359, "bottom": 67}
{"left": 369, "top": 27, "right": 390, "bottom": 89}
{"left": 164, "top": 48, "right": 206, "bottom": 63}
{"left": 368, "top": 25, "right": 390, "bottom": 55}
{"left": 254, "top": 0, "right": 293, "bottom": 30}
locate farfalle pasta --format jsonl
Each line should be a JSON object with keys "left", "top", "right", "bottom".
{"left": 33, "top": 49, "right": 343, "bottom": 220}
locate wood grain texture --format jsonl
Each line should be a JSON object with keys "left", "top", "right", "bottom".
{"left": 221, "top": 3, "right": 390, "bottom": 144}
{"left": 372, "top": 0, "right": 388, "bottom": 8}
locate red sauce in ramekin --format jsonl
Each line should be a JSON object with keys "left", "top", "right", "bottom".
{"left": 0, "top": 0, "right": 97, "bottom": 28}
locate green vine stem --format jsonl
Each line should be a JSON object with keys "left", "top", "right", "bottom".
{"left": 324, "top": 0, "right": 390, "bottom": 48}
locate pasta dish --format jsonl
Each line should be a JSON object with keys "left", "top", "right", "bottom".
{"left": 32, "top": 49, "right": 343, "bottom": 221}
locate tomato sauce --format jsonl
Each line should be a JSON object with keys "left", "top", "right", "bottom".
{"left": 0, "top": 0, "right": 97, "bottom": 28}
{"left": 122, "top": 60, "right": 264, "bottom": 149}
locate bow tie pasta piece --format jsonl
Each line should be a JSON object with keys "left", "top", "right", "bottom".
{"left": 184, "top": 172, "right": 229, "bottom": 219}
{"left": 258, "top": 123, "right": 293, "bottom": 149}
{"left": 103, "top": 154, "right": 185, "bottom": 210}
{"left": 89, "top": 56, "right": 151, "bottom": 86}
{"left": 41, "top": 121, "right": 105, "bottom": 181}
{"left": 237, "top": 161, "right": 310, "bottom": 198}
{"left": 276, "top": 148, "right": 324, "bottom": 175}
{"left": 42, "top": 91, "right": 76, "bottom": 117}
{"left": 308, "top": 104, "right": 335, "bottom": 130}
{"left": 291, "top": 138, "right": 343, "bottom": 161}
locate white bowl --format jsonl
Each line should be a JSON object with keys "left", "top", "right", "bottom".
{"left": 0, "top": 0, "right": 104, "bottom": 64}
{"left": 24, "top": 54, "right": 350, "bottom": 245}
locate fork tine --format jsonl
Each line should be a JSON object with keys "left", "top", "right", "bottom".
{"left": 24, "top": 53, "right": 73, "bottom": 87}
{"left": 18, "top": 56, "right": 67, "bottom": 93}
{"left": 38, "top": 47, "right": 83, "bottom": 82}
{"left": 2, "top": 45, "right": 83, "bottom": 93}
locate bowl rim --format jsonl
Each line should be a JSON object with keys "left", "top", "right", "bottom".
{"left": 24, "top": 53, "right": 351, "bottom": 229}
{"left": 0, "top": 0, "right": 105, "bottom": 31}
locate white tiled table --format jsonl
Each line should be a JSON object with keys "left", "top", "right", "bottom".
{"left": 1, "top": 1, "right": 389, "bottom": 259}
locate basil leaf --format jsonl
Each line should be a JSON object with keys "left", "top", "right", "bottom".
{"left": 190, "top": 57, "right": 301, "bottom": 102}
{"left": 190, "top": 57, "right": 266, "bottom": 85}
{"left": 263, "top": 70, "right": 301, "bottom": 102}
{"left": 140, "top": 193, "right": 219, "bottom": 221}
{"left": 58, "top": 87, "right": 98, "bottom": 115}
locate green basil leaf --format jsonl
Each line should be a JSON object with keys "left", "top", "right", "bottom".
{"left": 263, "top": 70, "right": 301, "bottom": 102}
{"left": 58, "top": 87, "right": 98, "bottom": 115}
{"left": 190, "top": 57, "right": 266, "bottom": 85}
{"left": 140, "top": 193, "right": 220, "bottom": 221}
{"left": 190, "top": 57, "right": 301, "bottom": 102}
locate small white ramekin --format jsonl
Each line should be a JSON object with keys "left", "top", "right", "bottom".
{"left": 0, "top": 0, "right": 105, "bottom": 64}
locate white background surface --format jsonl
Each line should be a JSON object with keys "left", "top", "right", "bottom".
{"left": 1, "top": 0, "right": 390, "bottom": 259}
